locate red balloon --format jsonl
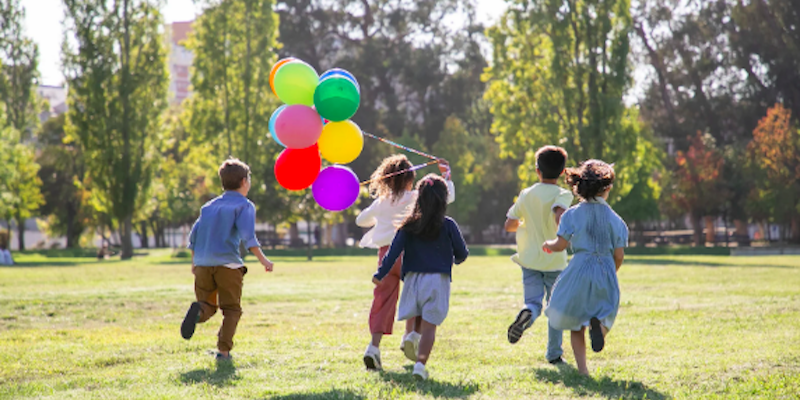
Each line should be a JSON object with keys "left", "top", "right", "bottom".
{"left": 274, "top": 144, "right": 321, "bottom": 191}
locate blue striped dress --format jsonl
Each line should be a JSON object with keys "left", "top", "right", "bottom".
{"left": 545, "top": 198, "right": 629, "bottom": 331}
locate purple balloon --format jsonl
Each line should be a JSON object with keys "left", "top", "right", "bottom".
{"left": 312, "top": 166, "right": 360, "bottom": 211}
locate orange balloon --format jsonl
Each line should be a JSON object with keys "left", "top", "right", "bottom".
{"left": 270, "top": 58, "right": 296, "bottom": 96}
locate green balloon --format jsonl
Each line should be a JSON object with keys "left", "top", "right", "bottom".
{"left": 313, "top": 76, "right": 360, "bottom": 122}
{"left": 274, "top": 61, "right": 319, "bottom": 106}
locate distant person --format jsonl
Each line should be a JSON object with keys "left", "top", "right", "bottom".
{"left": 180, "top": 158, "right": 275, "bottom": 361}
{"left": 97, "top": 243, "right": 110, "bottom": 260}
{"left": 313, "top": 226, "right": 321, "bottom": 247}
{"left": 504, "top": 145, "right": 573, "bottom": 365}
{"left": 543, "top": 160, "right": 628, "bottom": 377}
{"left": 357, "top": 154, "right": 454, "bottom": 371}
{"left": 0, "top": 241, "right": 13, "bottom": 266}
{"left": 373, "top": 174, "right": 468, "bottom": 380}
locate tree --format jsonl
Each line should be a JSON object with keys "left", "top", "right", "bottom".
{"left": 0, "top": 124, "right": 44, "bottom": 249}
{"left": 748, "top": 103, "right": 800, "bottom": 243}
{"left": 486, "top": 0, "right": 657, "bottom": 211}
{"left": 0, "top": 0, "right": 43, "bottom": 250}
{"left": 63, "top": 0, "right": 169, "bottom": 258}
{"left": 667, "top": 132, "right": 726, "bottom": 246}
{"left": 36, "top": 114, "right": 87, "bottom": 248}
{"left": 184, "top": 0, "right": 284, "bottom": 225}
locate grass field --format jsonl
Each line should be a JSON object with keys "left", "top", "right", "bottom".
{"left": 1, "top": 251, "right": 799, "bottom": 399}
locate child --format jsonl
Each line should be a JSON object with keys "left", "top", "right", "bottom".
{"left": 180, "top": 158, "right": 275, "bottom": 361}
{"left": 372, "top": 174, "right": 468, "bottom": 380}
{"left": 542, "top": 159, "right": 628, "bottom": 376}
{"left": 0, "top": 234, "right": 12, "bottom": 266}
{"left": 357, "top": 155, "right": 454, "bottom": 371}
{"left": 504, "top": 146, "right": 573, "bottom": 365}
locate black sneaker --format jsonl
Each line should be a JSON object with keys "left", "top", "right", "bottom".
{"left": 589, "top": 317, "right": 604, "bottom": 353}
{"left": 215, "top": 352, "right": 233, "bottom": 362}
{"left": 507, "top": 309, "right": 532, "bottom": 344}
{"left": 181, "top": 302, "right": 201, "bottom": 340}
{"left": 547, "top": 356, "right": 566, "bottom": 365}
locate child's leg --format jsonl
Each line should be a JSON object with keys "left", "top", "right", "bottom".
{"left": 368, "top": 249, "right": 403, "bottom": 347}
{"left": 215, "top": 267, "right": 245, "bottom": 356}
{"left": 406, "top": 316, "right": 421, "bottom": 334}
{"left": 521, "top": 269, "right": 547, "bottom": 324}
{"left": 417, "top": 319, "right": 437, "bottom": 365}
{"left": 194, "top": 267, "right": 218, "bottom": 322}
{"left": 571, "top": 327, "right": 589, "bottom": 376}
{"left": 543, "top": 271, "right": 564, "bottom": 361}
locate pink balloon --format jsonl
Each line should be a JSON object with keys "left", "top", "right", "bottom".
{"left": 274, "top": 105, "right": 323, "bottom": 149}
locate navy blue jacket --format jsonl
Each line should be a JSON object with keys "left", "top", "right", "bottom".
{"left": 374, "top": 216, "right": 469, "bottom": 281}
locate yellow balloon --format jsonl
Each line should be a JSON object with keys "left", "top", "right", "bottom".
{"left": 318, "top": 120, "right": 364, "bottom": 164}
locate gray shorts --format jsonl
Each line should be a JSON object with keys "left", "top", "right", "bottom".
{"left": 398, "top": 273, "right": 451, "bottom": 326}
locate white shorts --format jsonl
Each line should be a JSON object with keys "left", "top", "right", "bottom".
{"left": 398, "top": 273, "right": 451, "bottom": 326}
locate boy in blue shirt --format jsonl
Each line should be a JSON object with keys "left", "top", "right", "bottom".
{"left": 180, "top": 158, "right": 274, "bottom": 361}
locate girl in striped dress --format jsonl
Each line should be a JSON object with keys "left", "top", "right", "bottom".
{"left": 543, "top": 160, "right": 629, "bottom": 376}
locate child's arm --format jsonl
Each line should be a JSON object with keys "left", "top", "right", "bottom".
{"left": 355, "top": 199, "right": 381, "bottom": 228}
{"left": 373, "top": 230, "right": 406, "bottom": 284}
{"left": 504, "top": 218, "right": 520, "bottom": 232}
{"left": 449, "top": 219, "right": 469, "bottom": 264}
{"left": 188, "top": 218, "right": 199, "bottom": 274}
{"left": 235, "top": 203, "right": 273, "bottom": 272}
{"left": 542, "top": 236, "right": 569, "bottom": 253}
{"left": 553, "top": 206, "right": 566, "bottom": 225}
{"left": 613, "top": 247, "right": 624, "bottom": 271}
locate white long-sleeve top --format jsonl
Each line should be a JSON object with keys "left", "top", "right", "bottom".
{"left": 356, "top": 180, "right": 455, "bottom": 248}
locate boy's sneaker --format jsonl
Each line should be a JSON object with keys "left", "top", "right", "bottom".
{"left": 181, "top": 302, "right": 202, "bottom": 340}
{"left": 412, "top": 362, "right": 428, "bottom": 381}
{"left": 215, "top": 352, "right": 233, "bottom": 362}
{"left": 547, "top": 356, "right": 566, "bottom": 365}
{"left": 507, "top": 308, "right": 532, "bottom": 344}
{"left": 363, "top": 345, "right": 382, "bottom": 371}
{"left": 401, "top": 332, "right": 421, "bottom": 362}
{"left": 589, "top": 317, "right": 605, "bottom": 353}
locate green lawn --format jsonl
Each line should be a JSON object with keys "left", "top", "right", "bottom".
{"left": 1, "top": 251, "right": 798, "bottom": 399}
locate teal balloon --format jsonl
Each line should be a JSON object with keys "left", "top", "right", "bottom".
{"left": 268, "top": 105, "right": 287, "bottom": 147}
{"left": 273, "top": 61, "right": 319, "bottom": 106}
{"left": 313, "top": 76, "right": 360, "bottom": 122}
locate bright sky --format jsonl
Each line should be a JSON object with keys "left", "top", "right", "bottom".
{"left": 24, "top": 0, "right": 509, "bottom": 86}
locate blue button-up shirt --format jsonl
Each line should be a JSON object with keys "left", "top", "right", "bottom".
{"left": 188, "top": 191, "right": 261, "bottom": 267}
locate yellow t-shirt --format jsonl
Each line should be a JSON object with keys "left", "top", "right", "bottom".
{"left": 507, "top": 183, "right": 574, "bottom": 271}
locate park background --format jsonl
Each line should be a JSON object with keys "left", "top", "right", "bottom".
{"left": 1, "top": 0, "right": 799, "bottom": 257}
{"left": 1, "top": 1, "right": 800, "bottom": 399}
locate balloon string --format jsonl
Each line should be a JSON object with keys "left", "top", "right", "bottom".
{"left": 360, "top": 160, "right": 438, "bottom": 186}
{"left": 362, "top": 132, "right": 439, "bottom": 160}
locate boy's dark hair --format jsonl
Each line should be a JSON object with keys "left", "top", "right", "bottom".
{"left": 535, "top": 146, "right": 568, "bottom": 179}
{"left": 401, "top": 174, "right": 449, "bottom": 240}
{"left": 369, "top": 154, "right": 415, "bottom": 203}
{"left": 218, "top": 158, "right": 251, "bottom": 191}
{"left": 565, "top": 159, "right": 615, "bottom": 200}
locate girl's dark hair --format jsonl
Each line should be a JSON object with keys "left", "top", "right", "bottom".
{"left": 369, "top": 155, "right": 416, "bottom": 203}
{"left": 565, "top": 159, "right": 615, "bottom": 200}
{"left": 401, "top": 174, "right": 449, "bottom": 240}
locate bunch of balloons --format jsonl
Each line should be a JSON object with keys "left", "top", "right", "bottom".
{"left": 268, "top": 58, "right": 363, "bottom": 211}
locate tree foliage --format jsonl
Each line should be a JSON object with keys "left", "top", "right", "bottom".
{"left": 63, "top": 0, "right": 168, "bottom": 258}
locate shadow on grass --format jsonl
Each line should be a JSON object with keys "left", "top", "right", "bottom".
{"left": 378, "top": 366, "right": 479, "bottom": 399}
{"left": 180, "top": 362, "right": 240, "bottom": 387}
{"left": 534, "top": 365, "right": 669, "bottom": 400}
{"left": 266, "top": 389, "right": 366, "bottom": 400}
{"left": 627, "top": 258, "right": 797, "bottom": 269}
{"left": 2, "top": 260, "right": 93, "bottom": 268}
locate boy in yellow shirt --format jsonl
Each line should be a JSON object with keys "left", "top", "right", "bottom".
{"left": 504, "top": 146, "right": 573, "bottom": 364}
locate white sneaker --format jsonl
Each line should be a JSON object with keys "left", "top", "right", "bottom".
{"left": 401, "top": 332, "right": 421, "bottom": 362}
{"left": 412, "top": 362, "right": 428, "bottom": 381}
{"left": 363, "top": 344, "right": 382, "bottom": 371}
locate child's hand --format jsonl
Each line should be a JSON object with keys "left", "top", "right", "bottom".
{"left": 437, "top": 159, "right": 451, "bottom": 179}
{"left": 372, "top": 277, "right": 381, "bottom": 285}
{"left": 191, "top": 265, "right": 197, "bottom": 274}
{"left": 542, "top": 242, "right": 553, "bottom": 254}
{"left": 262, "top": 259, "right": 274, "bottom": 272}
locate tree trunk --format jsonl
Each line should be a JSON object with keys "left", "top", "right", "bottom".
{"left": 691, "top": 212, "right": 704, "bottom": 247}
{"left": 66, "top": 211, "right": 79, "bottom": 248}
{"left": 121, "top": 215, "right": 134, "bottom": 259}
{"left": 704, "top": 216, "right": 716, "bottom": 246}
{"left": 15, "top": 212, "right": 25, "bottom": 251}
{"left": 792, "top": 217, "right": 800, "bottom": 244}
{"left": 139, "top": 221, "right": 149, "bottom": 248}
{"left": 306, "top": 218, "right": 313, "bottom": 261}
{"left": 733, "top": 219, "right": 750, "bottom": 246}
{"left": 289, "top": 223, "right": 300, "bottom": 247}
{"left": 325, "top": 223, "right": 333, "bottom": 249}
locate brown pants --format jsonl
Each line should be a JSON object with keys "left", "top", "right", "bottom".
{"left": 194, "top": 266, "right": 247, "bottom": 352}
